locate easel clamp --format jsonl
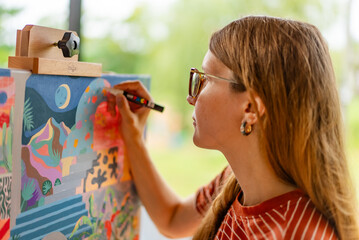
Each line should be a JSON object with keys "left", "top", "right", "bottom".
{"left": 8, "top": 25, "right": 102, "bottom": 77}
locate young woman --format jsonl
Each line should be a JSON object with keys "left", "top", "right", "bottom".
{"left": 107, "top": 16, "right": 359, "bottom": 239}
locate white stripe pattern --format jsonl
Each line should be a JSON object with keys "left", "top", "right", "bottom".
{"left": 246, "top": 216, "right": 258, "bottom": 240}
{"left": 225, "top": 209, "right": 241, "bottom": 239}
{"left": 214, "top": 195, "right": 337, "bottom": 240}
{"left": 320, "top": 221, "right": 329, "bottom": 240}
{"left": 252, "top": 216, "right": 268, "bottom": 240}
{"left": 301, "top": 207, "right": 317, "bottom": 240}
{"left": 311, "top": 214, "right": 322, "bottom": 240}
{"left": 259, "top": 214, "right": 277, "bottom": 240}
{"left": 284, "top": 197, "right": 303, "bottom": 234}
{"left": 272, "top": 209, "right": 285, "bottom": 221}
{"left": 329, "top": 228, "right": 335, "bottom": 240}
{"left": 284, "top": 200, "right": 291, "bottom": 219}
{"left": 265, "top": 212, "right": 284, "bottom": 235}
{"left": 231, "top": 206, "right": 249, "bottom": 238}
{"left": 290, "top": 199, "right": 311, "bottom": 239}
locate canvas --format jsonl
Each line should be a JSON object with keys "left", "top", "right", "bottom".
{"left": 0, "top": 68, "right": 149, "bottom": 240}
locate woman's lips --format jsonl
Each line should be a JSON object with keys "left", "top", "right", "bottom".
{"left": 192, "top": 117, "right": 196, "bottom": 126}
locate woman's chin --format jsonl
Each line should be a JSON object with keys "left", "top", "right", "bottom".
{"left": 192, "top": 135, "right": 216, "bottom": 150}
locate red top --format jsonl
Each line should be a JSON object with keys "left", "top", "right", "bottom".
{"left": 196, "top": 166, "right": 338, "bottom": 239}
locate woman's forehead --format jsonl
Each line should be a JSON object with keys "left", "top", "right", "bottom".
{"left": 202, "top": 51, "right": 233, "bottom": 78}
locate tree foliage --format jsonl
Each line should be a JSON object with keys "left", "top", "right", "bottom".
{"left": 0, "top": 4, "right": 21, "bottom": 67}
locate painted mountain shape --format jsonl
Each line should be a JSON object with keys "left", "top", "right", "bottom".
{"left": 27, "top": 117, "right": 71, "bottom": 168}
{"left": 21, "top": 118, "right": 72, "bottom": 210}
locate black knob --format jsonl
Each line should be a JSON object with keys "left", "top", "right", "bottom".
{"left": 57, "top": 32, "right": 80, "bottom": 58}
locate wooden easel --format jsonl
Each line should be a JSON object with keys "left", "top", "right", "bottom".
{"left": 8, "top": 25, "right": 102, "bottom": 77}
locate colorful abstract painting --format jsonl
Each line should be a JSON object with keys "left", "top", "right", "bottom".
{"left": 0, "top": 176, "right": 11, "bottom": 219}
{"left": 0, "top": 218, "right": 10, "bottom": 239}
{"left": 0, "top": 76, "right": 14, "bottom": 174}
{"left": 70, "top": 184, "right": 140, "bottom": 240}
{"left": 0, "top": 69, "right": 149, "bottom": 240}
{"left": 0, "top": 69, "right": 13, "bottom": 240}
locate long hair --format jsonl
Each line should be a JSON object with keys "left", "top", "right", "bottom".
{"left": 193, "top": 16, "right": 359, "bottom": 239}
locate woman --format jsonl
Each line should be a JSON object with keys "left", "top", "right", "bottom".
{"left": 107, "top": 16, "right": 359, "bottom": 239}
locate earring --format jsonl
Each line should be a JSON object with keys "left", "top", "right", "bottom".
{"left": 240, "top": 121, "right": 252, "bottom": 136}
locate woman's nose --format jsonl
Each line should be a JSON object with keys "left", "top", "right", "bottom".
{"left": 187, "top": 95, "right": 196, "bottom": 106}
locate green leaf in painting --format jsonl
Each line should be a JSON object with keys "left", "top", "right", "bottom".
{"left": 42, "top": 180, "right": 52, "bottom": 195}
{"left": 22, "top": 179, "right": 35, "bottom": 201}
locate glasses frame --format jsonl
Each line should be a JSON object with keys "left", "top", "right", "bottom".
{"left": 189, "top": 67, "right": 239, "bottom": 98}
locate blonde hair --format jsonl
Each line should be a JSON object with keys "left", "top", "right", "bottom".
{"left": 193, "top": 16, "right": 359, "bottom": 239}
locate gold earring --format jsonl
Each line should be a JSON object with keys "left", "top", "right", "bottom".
{"left": 240, "top": 121, "right": 252, "bottom": 136}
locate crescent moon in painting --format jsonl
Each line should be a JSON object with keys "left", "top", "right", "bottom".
{"left": 55, "top": 84, "right": 71, "bottom": 109}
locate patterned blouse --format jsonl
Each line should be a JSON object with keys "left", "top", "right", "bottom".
{"left": 195, "top": 166, "right": 338, "bottom": 239}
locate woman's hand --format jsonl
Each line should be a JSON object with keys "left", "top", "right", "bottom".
{"left": 107, "top": 80, "right": 152, "bottom": 142}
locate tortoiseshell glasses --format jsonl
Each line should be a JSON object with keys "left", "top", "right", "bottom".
{"left": 189, "top": 68, "right": 239, "bottom": 98}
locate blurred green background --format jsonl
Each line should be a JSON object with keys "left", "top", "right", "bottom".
{"left": 0, "top": 0, "right": 358, "bottom": 199}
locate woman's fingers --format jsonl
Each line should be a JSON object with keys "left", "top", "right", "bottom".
{"left": 106, "top": 80, "right": 152, "bottom": 139}
{"left": 113, "top": 80, "right": 153, "bottom": 101}
{"left": 115, "top": 94, "right": 133, "bottom": 123}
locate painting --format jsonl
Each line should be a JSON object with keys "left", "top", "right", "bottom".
{"left": 0, "top": 74, "right": 14, "bottom": 174}
{"left": 0, "top": 69, "right": 14, "bottom": 240}
{"left": 0, "top": 68, "right": 149, "bottom": 240}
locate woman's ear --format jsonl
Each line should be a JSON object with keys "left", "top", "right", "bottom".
{"left": 252, "top": 93, "right": 266, "bottom": 117}
{"left": 243, "top": 93, "right": 266, "bottom": 125}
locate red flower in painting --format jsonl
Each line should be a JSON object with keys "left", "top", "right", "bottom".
{"left": 0, "top": 112, "right": 10, "bottom": 127}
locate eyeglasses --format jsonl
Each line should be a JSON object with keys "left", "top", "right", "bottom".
{"left": 189, "top": 68, "right": 239, "bottom": 98}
